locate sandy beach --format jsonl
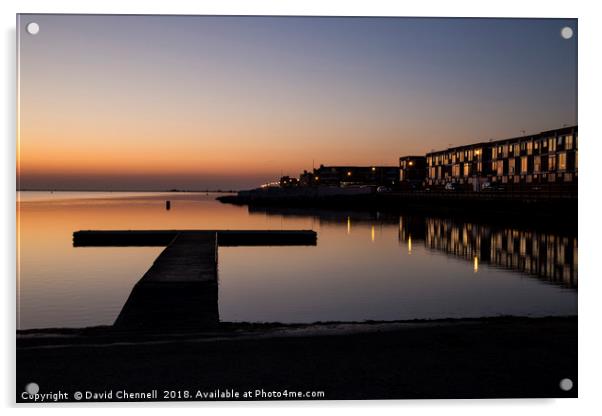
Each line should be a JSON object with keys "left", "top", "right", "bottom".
{"left": 17, "top": 316, "right": 577, "bottom": 401}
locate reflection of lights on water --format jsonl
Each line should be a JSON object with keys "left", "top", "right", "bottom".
{"left": 347, "top": 216, "right": 351, "bottom": 235}
{"left": 408, "top": 235, "right": 412, "bottom": 254}
{"left": 371, "top": 225, "right": 375, "bottom": 242}
{"left": 473, "top": 256, "right": 479, "bottom": 273}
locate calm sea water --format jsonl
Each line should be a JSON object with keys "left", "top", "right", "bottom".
{"left": 17, "top": 191, "right": 577, "bottom": 330}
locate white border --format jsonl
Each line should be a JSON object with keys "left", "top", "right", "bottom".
{"left": 3, "top": 0, "right": 601, "bottom": 414}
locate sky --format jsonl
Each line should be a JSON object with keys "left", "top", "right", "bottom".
{"left": 17, "top": 15, "right": 577, "bottom": 190}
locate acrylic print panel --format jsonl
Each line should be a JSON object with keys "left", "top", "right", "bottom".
{"left": 16, "top": 14, "right": 577, "bottom": 402}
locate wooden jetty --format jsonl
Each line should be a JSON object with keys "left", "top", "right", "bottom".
{"left": 73, "top": 230, "right": 317, "bottom": 331}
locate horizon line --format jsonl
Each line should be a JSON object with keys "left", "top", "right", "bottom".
{"left": 17, "top": 188, "right": 240, "bottom": 193}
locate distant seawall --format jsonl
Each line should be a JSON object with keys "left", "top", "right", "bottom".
{"left": 217, "top": 187, "right": 577, "bottom": 221}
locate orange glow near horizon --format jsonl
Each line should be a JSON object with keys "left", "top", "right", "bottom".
{"left": 18, "top": 113, "right": 419, "bottom": 189}
{"left": 18, "top": 114, "right": 419, "bottom": 173}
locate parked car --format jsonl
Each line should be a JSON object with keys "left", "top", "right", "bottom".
{"left": 481, "top": 183, "right": 505, "bottom": 192}
{"left": 376, "top": 186, "right": 391, "bottom": 193}
{"left": 481, "top": 182, "right": 493, "bottom": 192}
{"left": 444, "top": 182, "right": 460, "bottom": 192}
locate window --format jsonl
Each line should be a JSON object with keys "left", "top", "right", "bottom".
{"left": 549, "top": 138, "right": 556, "bottom": 152}
{"left": 509, "top": 159, "right": 516, "bottom": 174}
{"left": 492, "top": 148, "right": 498, "bottom": 159}
{"left": 558, "top": 136, "right": 564, "bottom": 146}
{"left": 521, "top": 156, "right": 528, "bottom": 173}
{"left": 558, "top": 152, "right": 567, "bottom": 171}
{"left": 548, "top": 155, "right": 557, "bottom": 171}
{"left": 534, "top": 156, "right": 541, "bottom": 173}
{"left": 497, "top": 161, "right": 504, "bottom": 176}
{"left": 452, "top": 164, "right": 461, "bottom": 177}
{"left": 515, "top": 143, "right": 520, "bottom": 154}
{"left": 463, "top": 164, "right": 470, "bottom": 176}
{"left": 527, "top": 142, "right": 533, "bottom": 155}
{"left": 503, "top": 145, "right": 508, "bottom": 157}
{"left": 566, "top": 135, "right": 573, "bottom": 150}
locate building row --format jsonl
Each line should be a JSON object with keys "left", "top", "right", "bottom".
{"left": 286, "top": 125, "right": 577, "bottom": 191}
{"left": 400, "top": 125, "right": 578, "bottom": 190}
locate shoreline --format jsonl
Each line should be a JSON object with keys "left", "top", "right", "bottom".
{"left": 17, "top": 315, "right": 577, "bottom": 350}
{"left": 217, "top": 190, "right": 578, "bottom": 220}
{"left": 17, "top": 314, "right": 576, "bottom": 337}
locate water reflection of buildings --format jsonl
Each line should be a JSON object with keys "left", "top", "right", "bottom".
{"left": 247, "top": 206, "right": 577, "bottom": 289}
{"left": 399, "top": 217, "right": 577, "bottom": 288}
